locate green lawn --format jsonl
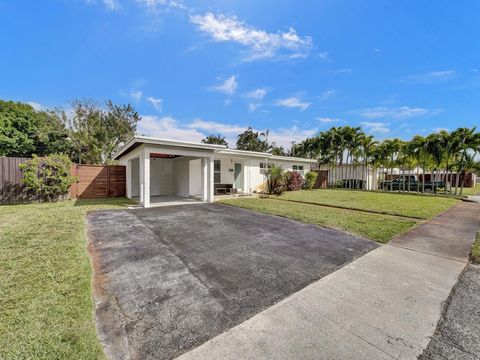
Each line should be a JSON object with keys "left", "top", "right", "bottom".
{"left": 0, "top": 198, "right": 134, "bottom": 360}
{"left": 279, "top": 189, "right": 459, "bottom": 219}
{"left": 220, "top": 197, "right": 419, "bottom": 243}
{"left": 471, "top": 232, "right": 480, "bottom": 264}
{"left": 461, "top": 184, "right": 480, "bottom": 196}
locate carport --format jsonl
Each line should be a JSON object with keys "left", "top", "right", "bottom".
{"left": 114, "top": 137, "right": 226, "bottom": 207}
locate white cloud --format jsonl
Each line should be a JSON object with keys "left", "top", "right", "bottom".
{"left": 334, "top": 68, "right": 352, "bottom": 75}
{"left": 190, "top": 12, "right": 313, "bottom": 61}
{"left": 137, "top": 116, "right": 317, "bottom": 149}
{"left": 352, "top": 106, "right": 442, "bottom": 120}
{"left": 120, "top": 89, "right": 143, "bottom": 102}
{"left": 187, "top": 119, "right": 245, "bottom": 134}
{"left": 316, "top": 117, "right": 340, "bottom": 123}
{"left": 83, "top": 0, "right": 120, "bottom": 10}
{"left": 136, "top": 0, "right": 187, "bottom": 11}
{"left": 268, "top": 126, "right": 318, "bottom": 148}
{"left": 103, "top": 0, "right": 120, "bottom": 10}
{"left": 137, "top": 115, "right": 205, "bottom": 142}
{"left": 27, "top": 101, "right": 43, "bottom": 111}
{"left": 320, "top": 89, "right": 336, "bottom": 101}
{"left": 248, "top": 103, "right": 262, "bottom": 112}
{"left": 246, "top": 88, "right": 267, "bottom": 112}
{"left": 211, "top": 75, "right": 237, "bottom": 95}
{"left": 147, "top": 96, "right": 163, "bottom": 112}
{"left": 405, "top": 70, "right": 456, "bottom": 83}
{"left": 275, "top": 96, "right": 310, "bottom": 111}
{"left": 360, "top": 121, "right": 390, "bottom": 134}
{"left": 246, "top": 88, "right": 267, "bottom": 101}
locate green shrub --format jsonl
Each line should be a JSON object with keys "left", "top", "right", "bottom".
{"left": 305, "top": 171, "right": 318, "bottom": 190}
{"left": 19, "top": 154, "right": 77, "bottom": 202}
{"left": 285, "top": 171, "right": 304, "bottom": 191}
{"left": 266, "top": 165, "right": 286, "bottom": 195}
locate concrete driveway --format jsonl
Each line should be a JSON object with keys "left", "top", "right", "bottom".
{"left": 87, "top": 204, "right": 377, "bottom": 360}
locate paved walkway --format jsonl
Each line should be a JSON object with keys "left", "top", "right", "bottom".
{"left": 177, "top": 202, "right": 480, "bottom": 360}
{"left": 468, "top": 195, "right": 480, "bottom": 203}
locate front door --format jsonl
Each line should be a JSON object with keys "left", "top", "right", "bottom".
{"left": 234, "top": 163, "right": 243, "bottom": 190}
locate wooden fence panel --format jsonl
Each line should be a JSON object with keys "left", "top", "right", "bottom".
{"left": 108, "top": 165, "right": 126, "bottom": 198}
{"left": 70, "top": 164, "right": 126, "bottom": 199}
{"left": 1, "top": 159, "right": 126, "bottom": 204}
{"left": 0, "top": 157, "right": 31, "bottom": 204}
{"left": 313, "top": 170, "right": 328, "bottom": 189}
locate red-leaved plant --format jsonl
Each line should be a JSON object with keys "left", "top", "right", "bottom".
{"left": 285, "top": 171, "right": 304, "bottom": 191}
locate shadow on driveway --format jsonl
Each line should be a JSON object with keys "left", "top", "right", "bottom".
{"left": 87, "top": 203, "right": 377, "bottom": 360}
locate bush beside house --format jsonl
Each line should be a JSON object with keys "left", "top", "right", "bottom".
{"left": 19, "top": 154, "right": 77, "bottom": 202}
{"left": 285, "top": 171, "right": 304, "bottom": 191}
{"left": 305, "top": 171, "right": 318, "bottom": 190}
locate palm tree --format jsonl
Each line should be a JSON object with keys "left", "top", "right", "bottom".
{"left": 450, "top": 127, "right": 477, "bottom": 195}
{"left": 382, "top": 138, "right": 402, "bottom": 191}
{"left": 359, "top": 135, "right": 377, "bottom": 190}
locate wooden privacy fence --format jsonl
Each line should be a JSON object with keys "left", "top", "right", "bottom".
{"left": 0, "top": 157, "right": 126, "bottom": 204}
{"left": 313, "top": 170, "right": 329, "bottom": 189}
{"left": 69, "top": 165, "right": 126, "bottom": 199}
{"left": 0, "top": 157, "right": 32, "bottom": 204}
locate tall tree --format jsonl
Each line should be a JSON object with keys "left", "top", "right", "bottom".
{"left": 68, "top": 99, "right": 140, "bottom": 164}
{"left": 270, "top": 143, "right": 287, "bottom": 156}
{"left": 0, "top": 100, "right": 71, "bottom": 157}
{"left": 201, "top": 134, "right": 228, "bottom": 147}
{"left": 236, "top": 127, "right": 270, "bottom": 152}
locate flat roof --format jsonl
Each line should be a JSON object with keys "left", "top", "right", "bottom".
{"left": 114, "top": 136, "right": 316, "bottom": 163}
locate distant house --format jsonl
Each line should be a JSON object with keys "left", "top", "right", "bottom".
{"left": 114, "top": 136, "right": 316, "bottom": 207}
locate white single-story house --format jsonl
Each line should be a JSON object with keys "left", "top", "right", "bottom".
{"left": 114, "top": 136, "right": 316, "bottom": 207}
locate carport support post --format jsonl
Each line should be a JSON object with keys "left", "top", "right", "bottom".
{"left": 201, "top": 158, "right": 207, "bottom": 202}
{"left": 200, "top": 157, "right": 214, "bottom": 203}
{"left": 143, "top": 152, "right": 150, "bottom": 208}
{"left": 207, "top": 157, "right": 214, "bottom": 202}
{"left": 139, "top": 152, "right": 151, "bottom": 207}
{"left": 126, "top": 159, "right": 132, "bottom": 198}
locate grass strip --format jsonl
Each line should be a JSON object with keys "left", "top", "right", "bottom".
{"left": 266, "top": 196, "right": 426, "bottom": 220}
{"left": 279, "top": 189, "right": 459, "bottom": 220}
{"left": 220, "top": 197, "right": 419, "bottom": 244}
{"left": 471, "top": 232, "right": 480, "bottom": 264}
{"left": 0, "top": 198, "right": 134, "bottom": 360}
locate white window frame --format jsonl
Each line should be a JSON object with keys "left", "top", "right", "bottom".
{"left": 214, "top": 160, "right": 221, "bottom": 184}
{"left": 260, "top": 162, "right": 275, "bottom": 175}
{"left": 293, "top": 164, "right": 305, "bottom": 176}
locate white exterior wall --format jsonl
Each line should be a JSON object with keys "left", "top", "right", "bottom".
{"left": 173, "top": 157, "right": 190, "bottom": 197}
{"left": 150, "top": 158, "right": 174, "bottom": 196}
{"left": 130, "top": 157, "right": 140, "bottom": 197}
{"left": 189, "top": 159, "right": 202, "bottom": 196}
{"left": 213, "top": 155, "right": 312, "bottom": 193}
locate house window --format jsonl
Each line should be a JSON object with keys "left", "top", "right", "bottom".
{"left": 260, "top": 162, "right": 274, "bottom": 175}
{"left": 214, "top": 160, "right": 221, "bottom": 184}
{"left": 260, "top": 162, "right": 266, "bottom": 175}
{"left": 293, "top": 165, "right": 304, "bottom": 175}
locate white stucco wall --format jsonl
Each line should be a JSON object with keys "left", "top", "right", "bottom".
{"left": 131, "top": 157, "right": 140, "bottom": 197}
{"left": 173, "top": 157, "right": 190, "bottom": 197}
{"left": 150, "top": 158, "right": 174, "bottom": 196}
{"left": 212, "top": 155, "right": 312, "bottom": 193}
{"left": 189, "top": 159, "right": 202, "bottom": 196}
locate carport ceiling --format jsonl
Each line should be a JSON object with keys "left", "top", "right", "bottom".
{"left": 150, "top": 153, "right": 182, "bottom": 159}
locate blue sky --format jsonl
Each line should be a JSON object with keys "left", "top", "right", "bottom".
{"left": 1, "top": 0, "right": 479, "bottom": 148}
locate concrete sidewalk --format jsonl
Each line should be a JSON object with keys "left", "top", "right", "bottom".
{"left": 177, "top": 202, "right": 480, "bottom": 360}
